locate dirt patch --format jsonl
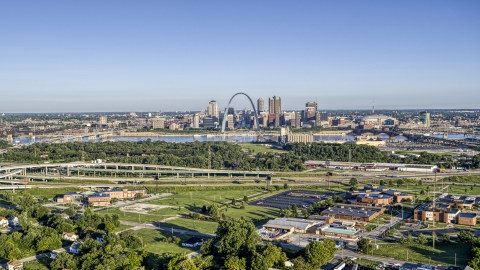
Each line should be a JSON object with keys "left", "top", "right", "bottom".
{"left": 120, "top": 203, "right": 173, "bottom": 214}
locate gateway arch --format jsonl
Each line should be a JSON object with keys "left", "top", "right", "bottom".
{"left": 221, "top": 92, "right": 261, "bottom": 133}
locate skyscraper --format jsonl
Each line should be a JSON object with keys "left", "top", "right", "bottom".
{"left": 207, "top": 100, "right": 219, "bottom": 119}
{"left": 99, "top": 116, "right": 107, "bottom": 125}
{"left": 257, "top": 98, "right": 264, "bottom": 113}
{"left": 192, "top": 114, "right": 200, "bottom": 129}
{"left": 304, "top": 101, "right": 317, "bottom": 121}
{"left": 419, "top": 111, "right": 431, "bottom": 127}
{"left": 268, "top": 97, "right": 275, "bottom": 114}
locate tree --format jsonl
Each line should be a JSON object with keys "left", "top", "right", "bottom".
{"left": 397, "top": 179, "right": 404, "bottom": 187}
{"left": 50, "top": 252, "right": 77, "bottom": 270}
{"left": 380, "top": 180, "right": 385, "bottom": 186}
{"left": 349, "top": 178, "right": 358, "bottom": 187}
{"left": 201, "top": 205, "right": 207, "bottom": 213}
{"left": 304, "top": 239, "right": 336, "bottom": 268}
{"left": 208, "top": 204, "right": 219, "bottom": 220}
{"left": 417, "top": 233, "right": 428, "bottom": 245}
{"left": 231, "top": 198, "right": 236, "bottom": 206}
{"left": 243, "top": 195, "right": 248, "bottom": 202}
{"left": 292, "top": 256, "right": 312, "bottom": 270}
{"left": 64, "top": 207, "right": 76, "bottom": 217}
{"left": 357, "top": 238, "right": 373, "bottom": 254}
{"left": 458, "top": 230, "right": 475, "bottom": 243}
{"left": 224, "top": 255, "right": 247, "bottom": 270}
{"left": 33, "top": 206, "right": 50, "bottom": 219}
{"left": 442, "top": 233, "right": 451, "bottom": 243}
{"left": 215, "top": 218, "right": 261, "bottom": 258}
{"left": 253, "top": 243, "right": 287, "bottom": 269}
{"left": 291, "top": 204, "right": 298, "bottom": 218}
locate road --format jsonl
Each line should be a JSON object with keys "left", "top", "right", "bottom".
{"left": 19, "top": 246, "right": 68, "bottom": 264}
{"left": 336, "top": 249, "right": 410, "bottom": 265}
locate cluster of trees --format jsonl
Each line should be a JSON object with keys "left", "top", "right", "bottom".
{"left": 0, "top": 140, "right": 9, "bottom": 149}
{"left": 50, "top": 232, "right": 145, "bottom": 270}
{"left": 457, "top": 230, "right": 480, "bottom": 269}
{"left": 196, "top": 218, "right": 336, "bottom": 270}
{"left": 285, "top": 143, "right": 389, "bottom": 163}
{"left": 1, "top": 141, "right": 305, "bottom": 171}
{"left": 0, "top": 226, "right": 62, "bottom": 259}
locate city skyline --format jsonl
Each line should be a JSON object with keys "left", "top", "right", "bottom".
{"left": 1, "top": 1, "right": 479, "bottom": 113}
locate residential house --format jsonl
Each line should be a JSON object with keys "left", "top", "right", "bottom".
{"left": 6, "top": 260, "right": 23, "bottom": 270}
{"left": 8, "top": 216, "right": 19, "bottom": 227}
{"left": 62, "top": 232, "right": 79, "bottom": 242}
{"left": 0, "top": 216, "right": 8, "bottom": 228}
{"left": 69, "top": 242, "right": 82, "bottom": 254}
{"left": 181, "top": 237, "right": 204, "bottom": 248}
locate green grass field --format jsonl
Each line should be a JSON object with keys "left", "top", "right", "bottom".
{"left": 239, "top": 143, "right": 285, "bottom": 153}
{"left": 373, "top": 242, "right": 470, "bottom": 266}
{"left": 161, "top": 218, "right": 219, "bottom": 234}
{"left": 145, "top": 189, "right": 264, "bottom": 208}
{"left": 133, "top": 228, "right": 195, "bottom": 254}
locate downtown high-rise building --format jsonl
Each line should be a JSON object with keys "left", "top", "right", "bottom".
{"left": 192, "top": 114, "right": 200, "bottom": 129}
{"left": 419, "top": 111, "right": 431, "bottom": 127}
{"left": 304, "top": 101, "right": 317, "bottom": 121}
{"left": 268, "top": 96, "right": 281, "bottom": 114}
{"left": 257, "top": 98, "right": 264, "bottom": 113}
{"left": 152, "top": 117, "right": 165, "bottom": 129}
{"left": 207, "top": 100, "right": 219, "bottom": 119}
{"left": 99, "top": 116, "right": 107, "bottom": 125}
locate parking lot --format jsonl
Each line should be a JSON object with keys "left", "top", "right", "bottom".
{"left": 248, "top": 190, "right": 335, "bottom": 209}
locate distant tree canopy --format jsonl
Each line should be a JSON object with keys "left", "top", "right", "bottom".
{"left": 3, "top": 140, "right": 478, "bottom": 171}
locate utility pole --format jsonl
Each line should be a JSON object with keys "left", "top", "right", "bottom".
{"left": 433, "top": 169, "right": 437, "bottom": 250}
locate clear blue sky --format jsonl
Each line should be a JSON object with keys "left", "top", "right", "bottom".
{"left": 1, "top": 1, "right": 479, "bottom": 112}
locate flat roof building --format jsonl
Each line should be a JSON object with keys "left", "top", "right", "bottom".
{"left": 320, "top": 204, "right": 385, "bottom": 222}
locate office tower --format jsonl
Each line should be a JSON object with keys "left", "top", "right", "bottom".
{"left": 319, "top": 112, "right": 328, "bottom": 122}
{"left": 257, "top": 98, "right": 264, "bottom": 113}
{"left": 152, "top": 117, "right": 165, "bottom": 129}
{"left": 203, "top": 117, "right": 215, "bottom": 128}
{"left": 268, "top": 97, "right": 275, "bottom": 114}
{"left": 315, "top": 112, "right": 321, "bottom": 126}
{"left": 193, "top": 114, "right": 200, "bottom": 128}
{"left": 207, "top": 100, "right": 219, "bottom": 119}
{"left": 99, "top": 116, "right": 107, "bottom": 125}
{"left": 419, "top": 111, "right": 431, "bottom": 127}
{"left": 294, "top": 112, "right": 301, "bottom": 128}
{"left": 268, "top": 96, "right": 282, "bottom": 114}
{"left": 305, "top": 101, "right": 317, "bottom": 121}
{"left": 227, "top": 114, "right": 235, "bottom": 129}
{"left": 274, "top": 96, "right": 281, "bottom": 114}
{"left": 227, "top": 108, "right": 235, "bottom": 115}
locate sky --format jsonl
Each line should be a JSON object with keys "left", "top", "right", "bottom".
{"left": 1, "top": 1, "right": 479, "bottom": 113}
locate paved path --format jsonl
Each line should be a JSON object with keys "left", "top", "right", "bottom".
{"left": 19, "top": 246, "right": 68, "bottom": 263}
{"left": 336, "top": 249, "right": 408, "bottom": 265}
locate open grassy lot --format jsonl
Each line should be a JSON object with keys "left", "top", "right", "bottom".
{"left": 162, "top": 218, "right": 219, "bottom": 234}
{"left": 134, "top": 228, "right": 195, "bottom": 254}
{"left": 0, "top": 187, "right": 82, "bottom": 201}
{"left": 373, "top": 242, "right": 470, "bottom": 266}
{"left": 239, "top": 143, "right": 285, "bottom": 153}
{"left": 145, "top": 189, "right": 265, "bottom": 208}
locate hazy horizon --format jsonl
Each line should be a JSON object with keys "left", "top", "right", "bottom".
{"left": 1, "top": 1, "right": 479, "bottom": 113}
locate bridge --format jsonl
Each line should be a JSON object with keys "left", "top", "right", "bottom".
{"left": 48, "top": 131, "right": 116, "bottom": 143}
{"left": 0, "top": 162, "right": 273, "bottom": 185}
